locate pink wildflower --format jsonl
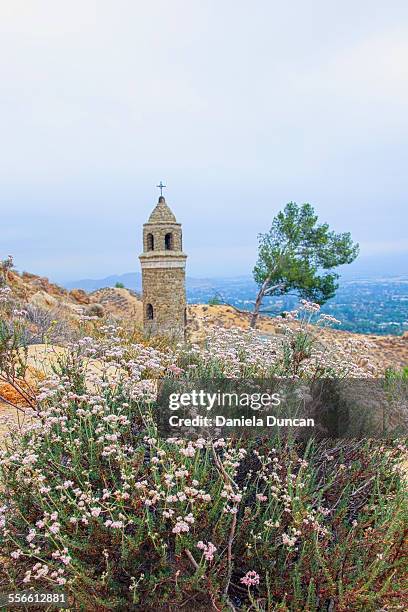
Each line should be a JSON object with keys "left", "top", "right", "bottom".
{"left": 197, "top": 540, "right": 217, "bottom": 562}
{"left": 168, "top": 364, "right": 183, "bottom": 376}
{"left": 240, "top": 570, "right": 260, "bottom": 587}
{"left": 256, "top": 493, "right": 267, "bottom": 502}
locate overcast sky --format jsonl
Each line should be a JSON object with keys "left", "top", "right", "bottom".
{"left": 1, "top": 1, "right": 407, "bottom": 281}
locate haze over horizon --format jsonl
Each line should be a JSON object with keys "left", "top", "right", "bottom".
{"left": 1, "top": 1, "right": 407, "bottom": 281}
{"left": 61, "top": 252, "right": 408, "bottom": 288}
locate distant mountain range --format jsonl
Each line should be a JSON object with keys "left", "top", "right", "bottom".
{"left": 64, "top": 272, "right": 143, "bottom": 293}
{"left": 63, "top": 273, "right": 259, "bottom": 295}
{"left": 63, "top": 250, "right": 408, "bottom": 293}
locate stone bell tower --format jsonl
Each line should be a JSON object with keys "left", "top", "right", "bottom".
{"left": 139, "top": 186, "right": 187, "bottom": 338}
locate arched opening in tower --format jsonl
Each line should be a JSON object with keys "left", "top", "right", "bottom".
{"left": 147, "top": 233, "right": 154, "bottom": 251}
{"left": 146, "top": 303, "right": 154, "bottom": 320}
{"left": 165, "top": 233, "right": 174, "bottom": 250}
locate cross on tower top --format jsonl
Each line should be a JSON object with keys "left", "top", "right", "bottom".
{"left": 156, "top": 181, "right": 166, "bottom": 197}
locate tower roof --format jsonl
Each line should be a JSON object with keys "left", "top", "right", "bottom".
{"left": 147, "top": 196, "right": 177, "bottom": 224}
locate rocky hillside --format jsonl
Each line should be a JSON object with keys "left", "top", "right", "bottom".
{"left": 2, "top": 270, "right": 408, "bottom": 373}
{"left": 5, "top": 270, "right": 142, "bottom": 321}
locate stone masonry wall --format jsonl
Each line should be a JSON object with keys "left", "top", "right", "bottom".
{"left": 142, "top": 267, "right": 186, "bottom": 336}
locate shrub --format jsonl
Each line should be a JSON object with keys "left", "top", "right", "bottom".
{"left": 24, "top": 304, "right": 76, "bottom": 345}
{"left": 85, "top": 303, "right": 105, "bottom": 318}
{"left": 385, "top": 366, "right": 408, "bottom": 381}
{"left": 0, "top": 255, "right": 14, "bottom": 285}
{"left": 0, "top": 306, "right": 406, "bottom": 610}
{"left": 208, "top": 295, "right": 222, "bottom": 306}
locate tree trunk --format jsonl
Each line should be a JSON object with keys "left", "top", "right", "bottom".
{"left": 250, "top": 278, "right": 269, "bottom": 329}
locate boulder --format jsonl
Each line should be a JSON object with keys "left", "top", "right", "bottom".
{"left": 29, "top": 291, "right": 59, "bottom": 309}
{"left": 69, "top": 289, "right": 90, "bottom": 305}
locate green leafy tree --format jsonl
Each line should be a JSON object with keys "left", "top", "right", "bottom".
{"left": 250, "top": 202, "right": 359, "bottom": 328}
{"left": 115, "top": 282, "right": 125, "bottom": 289}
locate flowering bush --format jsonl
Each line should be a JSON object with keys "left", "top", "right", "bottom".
{"left": 0, "top": 297, "right": 407, "bottom": 610}
{"left": 179, "top": 300, "right": 376, "bottom": 380}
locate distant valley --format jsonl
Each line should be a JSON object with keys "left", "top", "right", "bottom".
{"left": 64, "top": 272, "right": 408, "bottom": 336}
